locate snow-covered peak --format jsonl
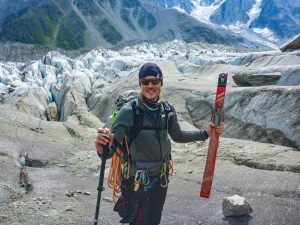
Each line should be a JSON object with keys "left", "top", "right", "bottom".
{"left": 202, "top": 0, "right": 300, "bottom": 44}
{"left": 190, "top": 0, "right": 219, "bottom": 23}
{"left": 139, "top": 0, "right": 194, "bottom": 13}
{"left": 247, "top": 0, "right": 263, "bottom": 27}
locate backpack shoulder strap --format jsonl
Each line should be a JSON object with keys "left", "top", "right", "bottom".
{"left": 162, "top": 100, "right": 175, "bottom": 122}
{"left": 162, "top": 100, "right": 174, "bottom": 162}
{"left": 129, "top": 99, "right": 143, "bottom": 147}
{"left": 162, "top": 100, "right": 171, "bottom": 115}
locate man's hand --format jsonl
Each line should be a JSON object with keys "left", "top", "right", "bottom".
{"left": 206, "top": 122, "right": 224, "bottom": 137}
{"left": 95, "top": 128, "right": 114, "bottom": 155}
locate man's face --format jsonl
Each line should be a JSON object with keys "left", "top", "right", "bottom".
{"left": 140, "top": 76, "right": 162, "bottom": 100}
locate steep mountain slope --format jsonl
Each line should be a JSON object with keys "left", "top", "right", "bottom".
{"left": 0, "top": 1, "right": 64, "bottom": 47}
{"left": 0, "top": 0, "right": 40, "bottom": 23}
{"left": 209, "top": 0, "right": 256, "bottom": 25}
{"left": 0, "top": 0, "right": 267, "bottom": 50}
{"left": 142, "top": 0, "right": 300, "bottom": 44}
{"left": 249, "top": 0, "right": 300, "bottom": 41}
{"left": 206, "top": 0, "right": 300, "bottom": 43}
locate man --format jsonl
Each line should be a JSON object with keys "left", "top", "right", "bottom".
{"left": 95, "top": 62, "right": 224, "bottom": 225}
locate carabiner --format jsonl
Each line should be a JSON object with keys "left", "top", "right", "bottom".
{"left": 141, "top": 170, "right": 150, "bottom": 185}
{"left": 160, "top": 173, "right": 168, "bottom": 188}
{"left": 135, "top": 170, "right": 142, "bottom": 182}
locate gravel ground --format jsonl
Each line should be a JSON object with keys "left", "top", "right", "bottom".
{"left": 0, "top": 107, "right": 299, "bottom": 225}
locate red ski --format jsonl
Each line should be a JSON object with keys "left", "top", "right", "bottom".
{"left": 200, "top": 73, "right": 228, "bottom": 198}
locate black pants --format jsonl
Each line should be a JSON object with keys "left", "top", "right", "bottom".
{"left": 144, "top": 183, "right": 168, "bottom": 225}
{"left": 120, "top": 177, "right": 168, "bottom": 225}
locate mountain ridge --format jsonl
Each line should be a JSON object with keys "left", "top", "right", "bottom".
{"left": 196, "top": 0, "right": 300, "bottom": 44}
{"left": 0, "top": 0, "right": 275, "bottom": 50}
{"left": 139, "top": 0, "right": 300, "bottom": 45}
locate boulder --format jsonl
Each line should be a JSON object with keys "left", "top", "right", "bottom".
{"left": 229, "top": 51, "right": 300, "bottom": 86}
{"left": 232, "top": 72, "right": 281, "bottom": 86}
{"left": 222, "top": 195, "right": 253, "bottom": 217}
{"left": 47, "top": 102, "right": 58, "bottom": 121}
{"left": 232, "top": 73, "right": 251, "bottom": 86}
{"left": 280, "top": 34, "right": 300, "bottom": 52}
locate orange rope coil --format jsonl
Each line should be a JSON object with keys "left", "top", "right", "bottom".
{"left": 107, "top": 137, "right": 131, "bottom": 202}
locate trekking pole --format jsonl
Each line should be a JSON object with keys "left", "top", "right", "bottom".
{"left": 94, "top": 134, "right": 110, "bottom": 225}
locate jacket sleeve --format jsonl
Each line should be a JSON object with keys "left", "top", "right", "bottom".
{"left": 168, "top": 105, "right": 209, "bottom": 143}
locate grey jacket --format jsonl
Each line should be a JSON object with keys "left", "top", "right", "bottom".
{"left": 111, "top": 98, "right": 208, "bottom": 175}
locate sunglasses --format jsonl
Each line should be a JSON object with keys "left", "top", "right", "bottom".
{"left": 140, "top": 78, "right": 162, "bottom": 86}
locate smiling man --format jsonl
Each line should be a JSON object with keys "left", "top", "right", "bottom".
{"left": 95, "top": 62, "right": 224, "bottom": 225}
{"left": 138, "top": 63, "right": 163, "bottom": 101}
